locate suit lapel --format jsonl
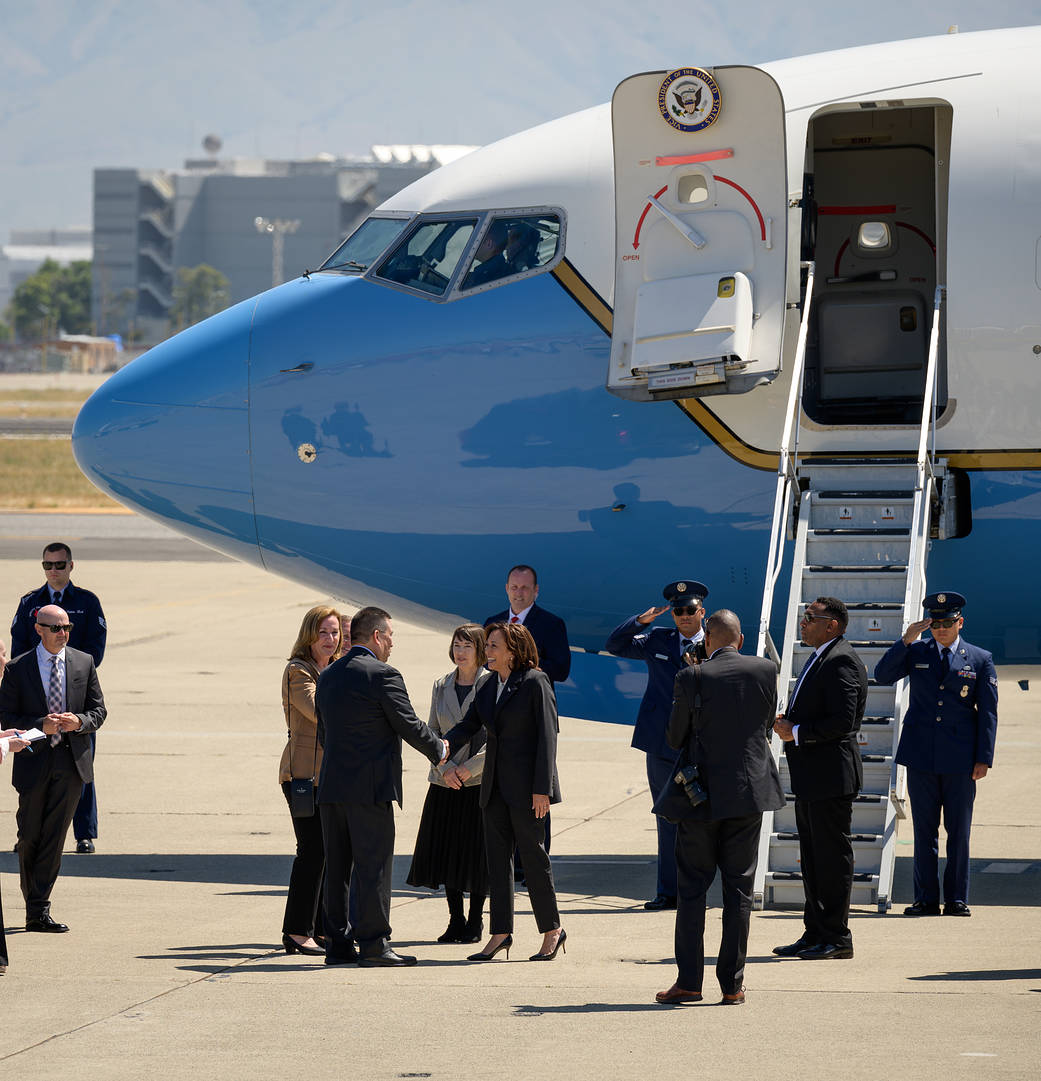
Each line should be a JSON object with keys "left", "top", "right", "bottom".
{"left": 493, "top": 671, "right": 520, "bottom": 721}
{"left": 26, "top": 651, "right": 49, "bottom": 713}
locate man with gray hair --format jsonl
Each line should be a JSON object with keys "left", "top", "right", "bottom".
{"left": 655, "top": 609, "right": 783, "bottom": 1006}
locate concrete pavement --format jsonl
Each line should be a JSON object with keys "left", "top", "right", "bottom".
{"left": 0, "top": 514, "right": 1038, "bottom": 1079}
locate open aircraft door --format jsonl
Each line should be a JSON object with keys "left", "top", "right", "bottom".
{"left": 608, "top": 67, "right": 790, "bottom": 401}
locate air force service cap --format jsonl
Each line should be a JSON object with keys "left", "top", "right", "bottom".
{"left": 923, "top": 591, "right": 966, "bottom": 619}
{"left": 663, "top": 580, "right": 709, "bottom": 610}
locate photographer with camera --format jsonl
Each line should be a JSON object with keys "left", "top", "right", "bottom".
{"left": 654, "top": 609, "right": 784, "bottom": 1006}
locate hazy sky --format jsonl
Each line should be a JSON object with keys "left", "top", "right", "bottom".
{"left": 1, "top": 0, "right": 1039, "bottom": 241}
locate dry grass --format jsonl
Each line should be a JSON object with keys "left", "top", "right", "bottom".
{"left": 0, "top": 403, "right": 81, "bottom": 417}
{"left": 0, "top": 438, "right": 121, "bottom": 510}
{"left": 0, "top": 388, "right": 91, "bottom": 402}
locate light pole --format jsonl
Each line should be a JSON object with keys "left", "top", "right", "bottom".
{"left": 254, "top": 216, "right": 301, "bottom": 287}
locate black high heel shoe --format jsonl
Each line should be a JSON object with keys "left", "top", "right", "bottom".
{"left": 529, "top": 928, "right": 566, "bottom": 961}
{"left": 282, "top": 933, "right": 325, "bottom": 956}
{"left": 467, "top": 934, "right": 512, "bottom": 961}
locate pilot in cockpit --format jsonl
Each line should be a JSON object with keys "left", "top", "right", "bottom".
{"left": 462, "top": 220, "right": 510, "bottom": 289}
{"left": 504, "top": 222, "right": 540, "bottom": 272}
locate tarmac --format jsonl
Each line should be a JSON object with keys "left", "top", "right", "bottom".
{"left": 0, "top": 512, "right": 1038, "bottom": 1079}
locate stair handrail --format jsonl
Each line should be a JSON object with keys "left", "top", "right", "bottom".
{"left": 757, "top": 261, "right": 815, "bottom": 657}
{"left": 901, "top": 285, "right": 945, "bottom": 625}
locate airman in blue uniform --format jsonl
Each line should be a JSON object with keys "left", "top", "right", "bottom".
{"left": 606, "top": 580, "right": 708, "bottom": 911}
{"left": 874, "top": 592, "right": 998, "bottom": 916}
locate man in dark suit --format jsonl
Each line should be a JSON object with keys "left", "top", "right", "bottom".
{"left": 773, "top": 596, "right": 867, "bottom": 960}
{"left": 10, "top": 541, "right": 107, "bottom": 854}
{"left": 485, "top": 563, "right": 570, "bottom": 864}
{"left": 316, "top": 606, "right": 448, "bottom": 967}
{"left": 606, "top": 579, "right": 709, "bottom": 911}
{"left": 0, "top": 604, "right": 106, "bottom": 932}
{"left": 874, "top": 591, "right": 997, "bottom": 917}
{"left": 655, "top": 609, "right": 784, "bottom": 1005}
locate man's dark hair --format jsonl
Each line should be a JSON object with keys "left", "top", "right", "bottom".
{"left": 351, "top": 606, "right": 392, "bottom": 643}
{"left": 815, "top": 596, "right": 849, "bottom": 632}
{"left": 43, "top": 542, "right": 72, "bottom": 560}
{"left": 506, "top": 564, "right": 537, "bottom": 585}
{"left": 704, "top": 608, "right": 741, "bottom": 646}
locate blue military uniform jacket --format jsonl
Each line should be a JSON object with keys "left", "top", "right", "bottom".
{"left": 10, "top": 583, "right": 107, "bottom": 666}
{"left": 874, "top": 636, "right": 998, "bottom": 773}
{"left": 605, "top": 615, "right": 704, "bottom": 759}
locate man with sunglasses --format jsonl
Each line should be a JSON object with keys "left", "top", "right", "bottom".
{"left": 875, "top": 592, "right": 998, "bottom": 917}
{"left": 10, "top": 542, "right": 107, "bottom": 854}
{"left": 0, "top": 605, "right": 106, "bottom": 933}
{"left": 606, "top": 580, "right": 709, "bottom": 911}
{"left": 773, "top": 597, "right": 867, "bottom": 959}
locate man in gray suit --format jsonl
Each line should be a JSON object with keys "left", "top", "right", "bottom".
{"left": 0, "top": 604, "right": 106, "bottom": 933}
{"left": 316, "top": 606, "right": 448, "bottom": 968}
{"left": 655, "top": 609, "right": 783, "bottom": 1006}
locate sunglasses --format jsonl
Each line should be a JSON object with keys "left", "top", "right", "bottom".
{"left": 36, "top": 623, "right": 73, "bottom": 633}
{"left": 673, "top": 606, "right": 701, "bottom": 616}
{"left": 931, "top": 618, "right": 960, "bottom": 629}
{"left": 801, "top": 612, "right": 832, "bottom": 623}
{"left": 41, "top": 560, "right": 69, "bottom": 570}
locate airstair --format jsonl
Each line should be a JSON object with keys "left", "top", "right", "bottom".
{"left": 753, "top": 267, "right": 949, "bottom": 912}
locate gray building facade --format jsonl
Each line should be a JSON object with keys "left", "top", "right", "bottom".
{"left": 92, "top": 149, "right": 470, "bottom": 343}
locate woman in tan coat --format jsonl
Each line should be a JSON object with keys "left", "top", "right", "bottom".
{"left": 278, "top": 606, "right": 343, "bottom": 955}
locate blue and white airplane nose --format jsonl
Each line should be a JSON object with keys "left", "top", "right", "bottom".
{"left": 72, "top": 296, "right": 260, "bottom": 563}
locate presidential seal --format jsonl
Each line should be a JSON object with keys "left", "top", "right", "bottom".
{"left": 658, "top": 68, "right": 722, "bottom": 133}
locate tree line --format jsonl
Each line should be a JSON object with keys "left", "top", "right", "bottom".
{"left": 1, "top": 260, "right": 230, "bottom": 342}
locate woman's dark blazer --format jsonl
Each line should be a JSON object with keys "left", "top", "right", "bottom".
{"left": 444, "top": 667, "right": 561, "bottom": 809}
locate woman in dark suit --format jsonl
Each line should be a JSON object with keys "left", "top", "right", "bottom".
{"left": 443, "top": 622, "right": 565, "bottom": 962}
{"left": 277, "top": 605, "right": 344, "bottom": 955}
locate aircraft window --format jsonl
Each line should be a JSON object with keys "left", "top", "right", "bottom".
{"left": 320, "top": 217, "right": 409, "bottom": 272}
{"left": 460, "top": 214, "right": 560, "bottom": 291}
{"left": 375, "top": 219, "right": 478, "bottom": 296}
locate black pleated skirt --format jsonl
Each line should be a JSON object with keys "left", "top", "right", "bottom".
{"left": 406, "top": 783, "right": 488, "bottom": 894}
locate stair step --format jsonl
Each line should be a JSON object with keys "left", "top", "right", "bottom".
{"left": 815, "top": 490, "right": 915, "bottom": 499}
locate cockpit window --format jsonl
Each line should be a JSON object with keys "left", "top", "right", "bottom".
{"left": 460, "top": 214, "right": 561, "bottom": 291}
{"left": 375, "top": 219, "right": 478, "bottom": 296}
{"left": 320, "top": 217, "right": 409, "bottom": 273}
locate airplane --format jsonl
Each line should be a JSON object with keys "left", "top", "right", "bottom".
{"left": 73, "top": 25, "right": 1041, "bottom": 728}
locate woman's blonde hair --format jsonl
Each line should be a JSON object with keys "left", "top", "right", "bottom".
{"left": 289, "top": 605, "right": 344, "bottom": 665}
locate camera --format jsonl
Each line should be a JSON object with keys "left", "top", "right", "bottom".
{"left": 675, "top": 763, "right": 708, "bottom": 809}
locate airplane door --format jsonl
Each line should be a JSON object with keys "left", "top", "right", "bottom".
{"left": 609, "top": 66, "right": 789, "bottom": 401}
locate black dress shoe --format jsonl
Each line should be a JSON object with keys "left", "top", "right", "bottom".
{"left": 283, "top": 933, "right": 325, "bottom": 956}
{"left": 461, "top": 918, "right": 484, "bottom": 944}
{"left": 26, "top": 915, "right": 69, "bottom": 933}
{"left": 324, "top": 943, "right": 360, "bottom": 965}
{"left": 643, "top": 894, "right": 677, "bottom": 911}
{"left": 944, "top": 901, "right": 971, "bottom": 917}
{"left": 359, "top": 948, "right": 417, "bottom": 967}
{"left": 903, "top": 901, "right": 941, "bottom": 916}
{"left": 437, "top": 919, "right": 466, "bottom": 944}
{"left": 75, "top": 839, "right": 95, "bottom": 854}
{"left": 773, "top": 938, "right": 813, "bottom": 957}
{"left": 798, "top": 943, "right": 853, "bottom": 960}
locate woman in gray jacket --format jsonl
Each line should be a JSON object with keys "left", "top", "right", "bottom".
{"left": 407, "top": 623, "right": 490, "bottom": 943}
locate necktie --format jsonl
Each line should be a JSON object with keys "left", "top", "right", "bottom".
{"left": 510, "top": 615, "right": 519, "bottom": 624}
{"left": 48, "top": 654, "right": 63, "bottom": 746}
{"left": 789, "top": 652, "right": 817, "bottom": 709}
{"left": 941, "top": 647, "right": 952, "bottom": 678}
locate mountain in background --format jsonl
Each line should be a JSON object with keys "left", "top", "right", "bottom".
{"left": 0, "top": 1, "right": 1031, "bottom": 242}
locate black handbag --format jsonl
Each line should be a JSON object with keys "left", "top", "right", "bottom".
{"left": 284, "top": 662, "right": 319, "bottom": 818}
{"left": 651, "top": 665, "right": 708, "bottom": 825}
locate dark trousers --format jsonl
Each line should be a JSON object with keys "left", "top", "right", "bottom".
{"left": 795, "top": 795, "right": 855, "bottom": 948}
{"left": 320, "top": 800, "right": 394, "bottom": 957}
{"left": 73, "top": 731, "right": 98, "bottom": 841}
{"left": 484, "top": 788, "right": 559, "bottom": 934}
{"left": 906, "top": 767, "right": 977, "bottom": 905}
{"left": 0, "top": 878, "right": 7, "bottom": 967}
{"left": 675, "top": 813, "right": 761, "bottom": 994}
{"left": 281, "top": 782, "right": 325, "bottom": 938}
{"left": 16, "top": 744, "right": 83, "bottom": 919}
{"left": 647, "top": 752, "right": 679, "bottom": 897}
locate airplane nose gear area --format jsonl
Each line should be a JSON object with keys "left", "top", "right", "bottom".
{"left": 72, "top": 296, "right": 259, "bottom": 564}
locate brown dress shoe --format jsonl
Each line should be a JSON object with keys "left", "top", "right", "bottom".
{"left": 655, "top": 984, "right": 703, "bottom": 1004}
{"left": 721, "top": 989, "right": 746, "bottom": 1005}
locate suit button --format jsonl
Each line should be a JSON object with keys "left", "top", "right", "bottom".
{"left": 937, "top": 700, "right": 943, "bottom": 706}
{"left": 936, "top": 716, "right": 942, "bottom": 722}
